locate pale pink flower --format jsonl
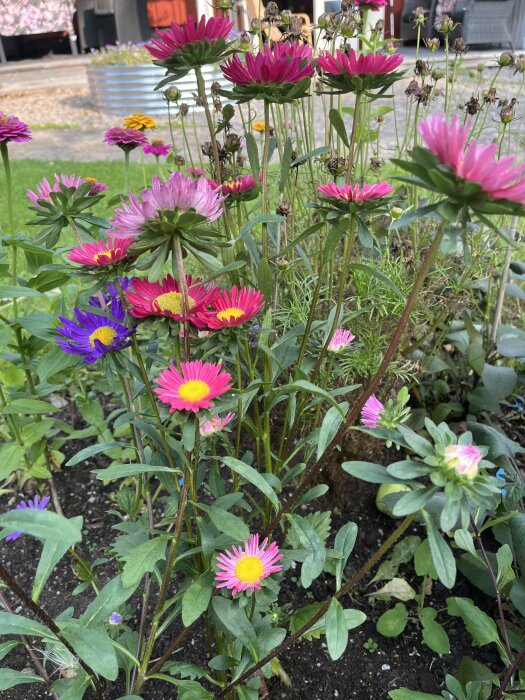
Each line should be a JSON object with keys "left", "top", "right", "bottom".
{"left": 215, "top": 534, "right": 283, "bottom": 595}
{"left": 443, "top": 444, "right": 482, "bottom": 480}
{"left": 328, "top": 327, "right": 355, "bottom": 353}
{"left": 361, "top": 394, "right": 384, "bottom": 428}
{"left": 418, "top": 114, "right": 525, "bottom": 205}
{"left": 199, "top": 412, "right": 236, "bottom": 437}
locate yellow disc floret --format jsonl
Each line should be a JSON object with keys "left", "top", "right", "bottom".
{"left": 155, "top": 292, "right": 195, "bottom": 315}
{"left": 123, "top": 114, "right": 157, "bottom": 130}
{"left": 89, "top": 326, "right": 117, "bottom": 348}
{"left": 235, "top": 556, "right": 264, "bottom": 583}
{"left": 178, "top": 379, "right": 210, "bottom": 402}
{"left": 216, "top": 307, "right": 245, "bottom": 322}
{"left": 93, "top": 250, "right": 115, "bottom": 263}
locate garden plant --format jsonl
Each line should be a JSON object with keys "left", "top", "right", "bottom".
{"left": 1, "top": 1, "right": 525, "bottom": 699}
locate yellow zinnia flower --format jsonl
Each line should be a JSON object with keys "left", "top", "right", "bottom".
{"left": 252, "top": 121, "right": 266, "bottom": 133}
{"left": 123, "top": 114, "right": 157, "bottom": 131}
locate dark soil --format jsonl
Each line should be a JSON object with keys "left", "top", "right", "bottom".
{"left": 0, "top": 414, "right": 506, "bottom": 699}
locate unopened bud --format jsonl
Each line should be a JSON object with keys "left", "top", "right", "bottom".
{"left": 498, "top": 51, "right": 515, "bottom": 67}
{"left": 391, "top": 206, "right": 403, "bottom": 220}
{"left": 164, "top": 86, "right": 181, "bottom": 102}
{"left": 425, "top": 37, "right": 440, "bottom": 51}
{"left": 431, "top": 67, "right": 444, "bottom": 81}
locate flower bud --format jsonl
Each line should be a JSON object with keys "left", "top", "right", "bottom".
{"left": 436, "top": 14, "right": 455, "bottom": 33}
{"left": 277, "top": 258, "right": 289, "bottom": 270}
{"left": 340, "top": 17, "right": 356, "bottom": 38}
{"left": 431, "top": 67, "right": 444, "bottom": 81}
{"left": 443, "top": 444, "right": 482, "bottom": 480}
{"left": 498, "top": 51, "right": 515, "bottom": 67}
{"left": 477, "top": 63, "right": 485, "bottom": 73}
{"left": 390, "top": 206, "right": 403, "bottom": 220}
{"left": 280, "top": 9, "right": 292, "bottom": 26}
{"left": 385, "top": 41, "right": 398, "bottom": 54}
{"left": 317, "top": 12, "right": 330, "bottom": 29}
{"left": 164, "top": 86, "right": 181, "bottom": 102}
{"left": 240, "top": 31, "right": 251, "bottom": 50}
{"left": 425, "top": 37, "right": 440, "bottom": 52}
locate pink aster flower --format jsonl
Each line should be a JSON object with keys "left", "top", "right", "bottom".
{"left": 418, "top": 114, "right": 525, "bottom": 205}
{"left": 317, "top": 48, "right": 403, "bottom": 77}
{"left": 109, "top": 172, "right": 225, "bottom": 239}
{"left": 361, "top": 394, "right": 384, "bottom": 428}
{"left": 221, "top": 41, "right": 314, "bottom": 86}
{"left": 147, "top": 14, "right": 234, "bottom": 60}
{"left": 68, "top": 238, "right": 134, "bottom": 267}
{"left": 443, "top": 444, "right": 482, "bottom": 480}
{"left": 103, "top": 127, "right": 148, "bottom": 152}
{"left": 318, "top": 181, "right": 393, "bottom": 203}
{"left": 356, "top": 0, "right": 388, "bottom": 9}
{"left": 84, "top": 177, "right": 108, "bottom": 195}
{"left": 143, "top": 140, "right": 172, "bottom": 157}
{"left": 27, "top": 174, "right": 86, "bottom": 208}
{"left": 0, "top": 112, "right": 31, "bottom": 143}
{"left": 328, "top": 327, "right": 356, "bottom": 353}
{"left": 155, "top": 359, "right": 233, "bottom": 413}
{"left": 196, "top": 285, "right": 265, "bottom": 329}
{"left": 126, "top": 274, "right": 218, "bottom": 322}
{"left": 215, "top": 534, "right": 283, "bottom": 595}
{"left": 200, "top": 411, "right": 236, "bottom": 437}
{"left": 219, "top": 173, "right": 262, "bottom": 196}
{"left": 188, "top": 166, "right": 204, "bottom": 177}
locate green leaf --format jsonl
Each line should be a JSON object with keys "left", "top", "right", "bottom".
{"left": 317, "top": 404, "right": 347, "bottom": 461}
{"left": 342, "top": 461, "right": 406, "bottom": 484}
{"left": 66, "top": 441, "right": 128, "bottom": 467}
{"left": 0, "top": 641, "right": 20, "bottom": 662}
{"left": 329, "top": 108, "right": 350, "bottom": 147}
{"left": 287, "top": 514, "right": 326, "bottom": 588}
{"left": 420, "top": 608, "right": 450, "bottom": 654}
{"left": 447, "top": 597, "right": 502, "bottom": 649}
{"left": 325, "top": 599, "right": 349, "bottom": 660}
{"left": 201, "top": 505, "right": 249, "bottom": 542}
{"left": 0, "top": 443, "right": 25, "bottom": 480}
{"left": 60, "top": 622, "right": 118, "bottom": 680}
{"left": 334, "top": 522, "right": 358, "bottom": 591}
{"left": 121, "top": 536, "right": 169, "bottom": 588}
{"left": 348, "top": 262, "right": 403, "bottom": 298}
{"left": 37, "top": 346, "right": 78, "bottom": 382}
{"left": 93, "top": 463, "right": 176, "bottom": 483}
{"left": 0, "top": 668, "right": 44, "bottom": 691}
{"left": 2, "top": 398, "right": 58, "bottom": 415}
{"left": 222, "top": 457, "right": 280, "bottom": 509}
{"left": 80, "top": 576, "right": 139, "bottom": 627}
{"left": 245, "top": 133, "right": 260, "bottom": 182}
{"left": 211, "top": 597, "right": 256, "bottom": 648}
{"left": 0, "top": 612, "right": 56, "bottom": 640}
{"left": 389, "top": 691, "right": 442, "bottom": 700}
{"left": 423, "top": 513, "right": 456, "bottom": 588}
{"left": 33, "top": 515, "right": 83, "bottom": 602}
{"left": 182, "top": 573, "right": 214, "bottom": 627}
{"left": 257, "top": 257, "right": 273, "bottom": 301}
{"left": 376, "top": 603, "right": 408, "bottom": 637}
{"left": 0, "top": 285, "right": 41, "bottom": 298}
{"left": 279, "top": 137, "right": 293, "bottom": 193}
{"left": 0, "top": 509, "right": 82, "bottom": 546}
{"left": 392, "top": 487, "right": 437, "bottom": 517}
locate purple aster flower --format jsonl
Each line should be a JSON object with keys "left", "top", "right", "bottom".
{"left": 109, "top": 612, "right": 122, "bottom": 625}
{"left": 56, "top": 297, "right": 135, "bottom": 364}
{"left": 361, "top": 394, "right": 384, "bottom": 428}
{"left": 89, "top": 276, "right": 136, "bottom": 309}
{"left": 108, "top": 172, "right": 224, "bottom": 239}
{"left": 103, "top": 127, "right": 148, "bottom": 152}
{"left": 5, "top": 495, "right": 50, "bottom": 541}
{"left": 0, "top": 112, "right": 31, "bottom": 144}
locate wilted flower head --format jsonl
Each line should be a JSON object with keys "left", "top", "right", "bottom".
{"left": 443, "top": 444, "right": 482, "bottom": 480}
{"left": 215, "top": 534, "right": 283, "bottom": 595}
{"left": 0, "top": 112, "right": 31, "bottom": 144}
{"left": 5, "top": 495, "right": 50, "bottom": 541}
{"left": 328, "top": 327, "right": 355, "bottom": 353}
{"left": 123, "top": 113, "right": 157, "bottom": 131}
{"left": 200, "top": 412, "right": 236, "bottom": 437}
{"left": 155, "top": 360, "right": 232, "bottom": 413}
{"left": 56, "top": 298, "right": 134, "bottom": 364}
{"left": 418, "top": 113, "right": 525, "bottom": 206}
{"left": 109, "top": 172, "right": 224, "bottom": 239}
{"left": 104, "top": 127, "right": 148, "bottom": 152}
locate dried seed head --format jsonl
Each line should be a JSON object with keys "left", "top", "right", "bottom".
{"left": 276, "top": 200, "right": 292, "bottom": 217}
{"left": 264, "top": 1, "right": 280, "bottom": 18}
{"left": 415, "top": 84, "right": 432, "bottom": 106}
{"left": 236, "top": 154, "right": 246, "bottom": 167}
{"left": 412, "top": 6, "right": 426, "bottom": 23}
{"left": 464, "top": 95, "right": 480, "bottom": 115}
{"left": 289, "top": 15, "right": 304, "bottom": 36}
{"left": 514, "top": 55, "right": 525, "bottom": 74}
{"left": 498, "top": 51, "right": 515, "bottom": 67}
{"left": 500, "top": 98, "right": 517, "bottom": 124}
{"left": 405, "top": 79, "right": 420, "bottom": 96}
{"left": 483, "top": 87, "right": 497, "bottom": 104}
{"left": 179, "top": 103, "right": 189, "bottom": 117}
{"left": 370, "top": 156, "right": 383, "bottom": 171}
{"left": 424, "top": 37, "right": 440, "bottom": 52}
{"left": 224, "top": 132, "right": 242, "bottom": 152}
{"left": 414, "top": 59, "right": 430, "bottom": 77}
{"left": 317, "top": 12, "right": 330, "bottom": 28}
{"left": 340, "top": 17, "right": 356, "bottom": 37}
{"left": 452, "top": 37, "right": 467, "bottom": 55}
{"left": 372, "top": 19, "right": 384, "bottom": 34}
{"left": 194, "top": 94, "right": 204, "bottom": 107}
{"left": 240, "top": 32, "right": 251, "bottom": 49}
{"left": 280, "top": 9, "right": 292, "bottom": 25}
{"left": 251, "top": 17, "right": 262, "bottom": 31}
{"left": 173, "top": 154, "right": 185, "bottom": 166}
{"left": 376, "top": 114, "right": 385, "bottom": 124}
{"left": 213, "top": 97, "right": 222, "bottom": 112}
{"left": 201, "top": 141, "right": 214, "bottom": 158}
{"left": 211, "top": 81, "right": 222, "bottom": 95}
{"left": 435, "top": 14, "right": 456, "bottom": 33}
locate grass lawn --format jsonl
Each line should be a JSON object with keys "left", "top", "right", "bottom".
{"left": 0, "top": 159, "right": 159, "bottom": 234}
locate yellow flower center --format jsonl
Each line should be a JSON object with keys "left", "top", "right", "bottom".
{"left": 235, "top": 556, "right": 264, "bottom": 584}
{"left": 93, "top": 250, "right": 115, "bottom": 264}
{"left": 178, "top": 379, "right": 210, "bottom": 403}
{"left": 89, "top": 325, "right": 117, "bottom": 348}
{"left": 84, "top": 177, "right": 97, "bottom": 184}
{"left": 155, "top": 292, "right": 195, "bottom": 315}
{"left": 216, "top": 306, "right": 245, "bottom": 322}
{"left": 252, "top": 121, "right": 266, "bottom": 132}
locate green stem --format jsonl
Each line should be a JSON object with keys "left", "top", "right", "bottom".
{"left": 124, "top": 149, "right": 130, "bottom": 192}
{"left": 261, "top": 99, "right": 271, "bottom": 260}
{"left": 346, "top": 93, "right": 361, "bottom": 184}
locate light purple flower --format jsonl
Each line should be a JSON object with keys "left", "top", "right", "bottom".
{"left": 328, "top": 327, "right": 356, "bottom": 353}
{"left": 0, "top": 112, "right": 31, "bottom": 144}
{"left": 361, "top": 394, "right": 384, "bottom": 428}
{"left": 103, "top": 127, "right": 148, "bottom": 152}
{"left": 109, "top": 172, "right": 225, "bottom": 239}
{"left": 443, "top": 444, "right": 482, "bottom": 480}
{"left": 109, "top": 612, "right": 122, "bottom": 625}
{"left": 5, "top": 495, "right": 51, "bottom": 541}
{"left": 27, "top": 174, "right": 86, "bottom": 208}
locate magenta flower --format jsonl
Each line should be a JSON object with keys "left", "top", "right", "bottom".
{"left": 361, "top": 394, "right": 384, "bottom": 428}
{"left": 27, "top": 174, "right": 86, "bottom": 208}
{"left": 443, "top": 444, "right": 482, "bottom": 480}
{"left": 215, "top": 534, "right": 283, "bottom": 595}
{"left": 208, "top": 173, "right": 262, "bottom": 202}
{"left": 143, "top": 140, "right": 172, "bottom": 157}
{"left": 318, "top": 48, "right": 404, "bottom": 77}
{"left": 318, "top": 181, "right": 393, "bottom": 204}
{"left": 0, "top": 112, "right": 31, "bottom": 144}
{"left": 84, "top": 177, "right": 108, "bottom": 195}
{"left": 155, "top": 360, "right": 233, "bottom": 413}
{"left": 200, "top": 412, "right": 236, "bottom": 437}
{"left": 328, "top": 327, "right": 356, "bottom": 353}
{"left": 126, "top": 274, "right": 219, "bottom": 322}
{"left": 104, "top": 127, "right": 148, "bottom": 152}
{"left": 196, "top": 285, "right": 265, "bottom": 330}
{"left": 356, "top": 0, "right": 389, "bottom": 9}
{"left": 188, "top": 166, "right": 204, "bottom": 177}
{"left": 109, "top": 172, "right": 224, "bottom": 239}
{"left": 221, "top": 42, "right": 314, "bottom": 103}
{"left": 418, "top": 114, "right": 525, "bottom": 206}
{"left": 68, "top": 238, "right": 134, "bottom": 267}
{"left": 5, "top": 495, "right": 50, "bottom": 541}
{"left": 147, "top": 14, "right": 233, "bottom": 60}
